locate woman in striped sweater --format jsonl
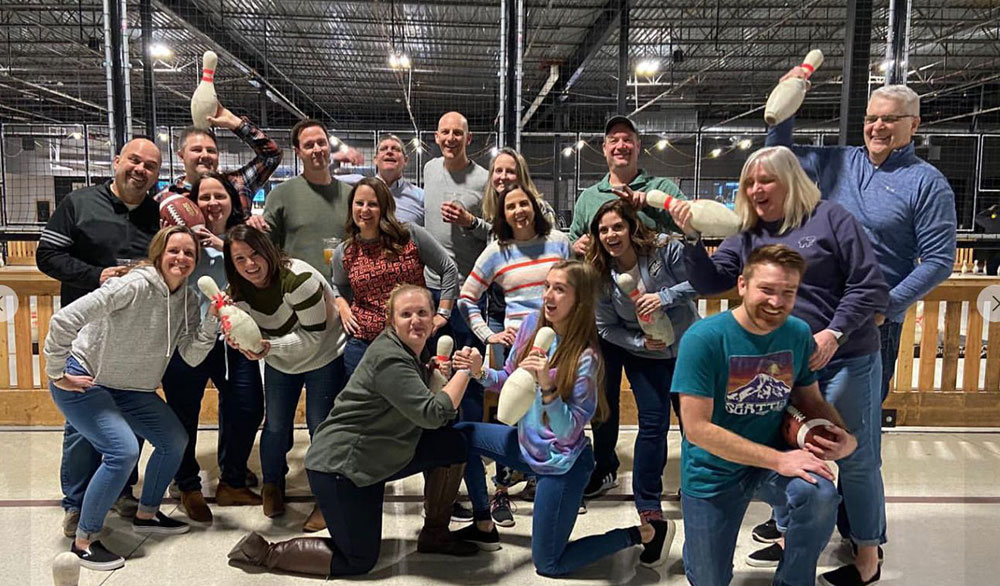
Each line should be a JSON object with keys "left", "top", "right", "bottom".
{"left": 223, "top": 224, "right": 346, "bottom": 532}
{"left": 457, "top": 185, "right": 570, "bottom": 526}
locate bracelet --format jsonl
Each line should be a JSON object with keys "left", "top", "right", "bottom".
{"left": 436, "top": 307, "right": 452, "bottom": 319}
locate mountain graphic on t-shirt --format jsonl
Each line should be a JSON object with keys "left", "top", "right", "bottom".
{"left": 731, "top": 373, "right": 790, "bottom": 403}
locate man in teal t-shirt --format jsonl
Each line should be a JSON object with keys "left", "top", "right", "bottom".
{"left": 672, "top": 244, "right": 858, "bottom": 586}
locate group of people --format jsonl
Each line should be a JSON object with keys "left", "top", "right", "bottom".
{"left": 37, "top": 64, "right": 956, "bottom": 586}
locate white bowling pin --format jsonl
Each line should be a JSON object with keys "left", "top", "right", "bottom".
{"left": 764, "top": 49, "right": 824, "bottom": 126}
{"left": 196, "top": 276, "right": 266, "bottom": 354}
{"left": 497, "top": 327, "right": 557, "bottom": 425}
{"left": 429, "top": 336, "right": 454, "bottom": 393}
{"left": 616, "top": 273, "right": 674, "bottom": 345}
{"left": 52, "top": 551, "right": 80, "bottom": 586}
{"left": 190, "top": 51, "right": 219, "bottom": 129}
{"left": 961, "top": 260, "right": 969, "bottom": 274}
{"left": 646, "top": 189, "right": 742, "bottom": 238}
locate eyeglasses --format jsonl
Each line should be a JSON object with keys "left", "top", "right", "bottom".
{"left": 863, "top": 114, "right": 915, "bottom": 125}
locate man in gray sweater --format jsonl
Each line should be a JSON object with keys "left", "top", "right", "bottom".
{"left": 422, "top": 111, "right": 490, "bottom": 522}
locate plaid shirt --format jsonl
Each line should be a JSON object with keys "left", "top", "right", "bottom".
{"left": 155, "top": 117, "right": 282, "bottom": 218}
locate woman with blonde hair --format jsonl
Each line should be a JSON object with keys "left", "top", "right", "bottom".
{"left": 669, "top": 145, "right": 890, "bottom": 576}
{"left": 451, "top": 261, "right": 673, "bottom": 575}
{"left": 228, "top": 284, "right": 478, "bottom": 576}
{"left": 44, "top": 226, "right": 221, "bottom": 570}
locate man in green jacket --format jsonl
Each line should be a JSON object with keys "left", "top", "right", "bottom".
{"left": 569, "top": 116, "right": 685, "bottom": 256}
{"left": 569, "top": 115, "right": 688, "bottom": 500}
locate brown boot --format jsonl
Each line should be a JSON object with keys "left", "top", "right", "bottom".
{"left": 416, "top": 464, "right": 478, "bottom": 556}
{"left": 261, "top": 483, "right": 285, "bottom": 518}
{"left": 228, "top": 531, "right": 333, "bottom": 577}
{"left": 181, "top": 489, "right": 213, "bottom": 523}
{"left": 302, "top": 504, "right": 326, "bottom": 533}
{"left": 216, "top": 482, "right": 263, "bottom": 507}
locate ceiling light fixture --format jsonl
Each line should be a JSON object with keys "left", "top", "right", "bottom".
{"left": 635, "top": 59, "right": 660, "bottom": 77}
{"left": 149, "top": 42, "right": 173, "bottom": 59}
{"left": 656, "top": 139, "right": 668, "bottom": 150}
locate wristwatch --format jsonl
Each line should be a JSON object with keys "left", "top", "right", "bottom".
{"left": 436, "top": 307, "right": 452, "bottom": 320}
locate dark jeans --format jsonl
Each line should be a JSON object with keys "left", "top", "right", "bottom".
{"left": 306, "top": 427, "right": 468, "bottom": 576}
{"left": 592, "top": 338, "right": 681, "bottom": 490}
{"left": 343, "top": 336, "right": 372, "bottom": 379}
{"left": 456, "top": 422, "right": 637, "bottom": 576}
{"left": 161, "top": 341, "right": 264, "bottom": 491}
{"left": 261, "top": 358, "right": 345, "bottom": 486}
{"left": 879, "top": 320, "right": 904, "bottom": 403}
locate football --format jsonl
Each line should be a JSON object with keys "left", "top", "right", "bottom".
{"left": 782, "top": 404, "right": 839, "bottom": 450}
{"left": 159, "top": 193, "right": 206, "bottom": 229}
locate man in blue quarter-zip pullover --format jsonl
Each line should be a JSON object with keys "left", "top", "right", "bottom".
{"left": 767, "top": 79, "right": 956, "bottom": 586}
{"left": 767, "top": 83, "right": 956, "bottom": 407}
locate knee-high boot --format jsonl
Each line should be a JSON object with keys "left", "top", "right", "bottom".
{"left": 228, "top": 532, "right": 333, "bottom": 577}
{"left": 417, "top": 463, "right": 477, "bottom": 556}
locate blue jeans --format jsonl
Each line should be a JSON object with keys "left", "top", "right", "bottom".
{"left": 774, "top": 351, "right": 886, "bottom": 546}
{"left": 162, "top": 341, "right": 264, "bottom": 491}
{"left": 61, "top": 425, "right": 142, "bottom": 511}
{"left": 592, "top": 339, "right": 681, "bottom": 502}
{"left": 51, "top": 357, "right": 187, "bottom": 540}
{"left": 261, "top": 358, "right": 345, "bottom": 487}
{"left": 343, "top": 336, "right": 371, "bottom": 379}
{"left": 682, "top": 469, "right": 839, "bottom": 586}
{"left": 879, "top": 320, "right": 903, "bottom": 403}
{"left": 456, "top": 422, "right": 638, "bottom": 576}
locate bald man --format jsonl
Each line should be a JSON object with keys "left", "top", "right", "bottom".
{"left": 38, "top": 136, "right": 164, "bottom": 539}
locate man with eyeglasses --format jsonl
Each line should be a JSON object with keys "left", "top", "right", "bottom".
{"left": 766, "top": 78, "right": 956, "bottom": 586}
{"left": 335, "top": 134, "right": 425, "bottom": 226}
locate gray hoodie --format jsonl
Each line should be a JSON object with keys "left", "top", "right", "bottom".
{"left": 44, "top": 265, "right": 220, "bottom": 391}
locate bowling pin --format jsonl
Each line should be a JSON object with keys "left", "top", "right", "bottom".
{"left": 497, "top": 327, "right": 557, "bottom": 425}
{"left": 961, "top": 260, "right": 969, "bottom": 274}
{"left": 764, "top": 49, "right": 824, "bottom": 126}
{"left": 197, "top": 276, "right": 266, "bottom": 354}
{"left": 616, "top": 273, "right": 674, "bottom": 345}
{"left": 646, "top": 189, "right": 742, "bottom": 238}
{"left": 190, "top": 51, "right": 219, "bottom": 129}
{"left": 52, "top": 552, "right": 80, "bottom": 586}
{"left": 429, "top": 336, "right": 454, "bottom": 393}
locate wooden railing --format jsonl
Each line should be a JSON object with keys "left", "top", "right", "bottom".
{"left": 3, "top": 267, "right": 1000, "bottom": 426}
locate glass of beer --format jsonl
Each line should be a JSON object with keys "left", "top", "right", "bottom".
{"left": 323, "top": 237, "right": 342, "bottom": 266}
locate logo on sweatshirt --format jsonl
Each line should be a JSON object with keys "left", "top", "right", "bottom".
{"left": 797, "top": 236, "right": 817, "bottom": 249}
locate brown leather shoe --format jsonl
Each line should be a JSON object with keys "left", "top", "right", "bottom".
{"left": 261, "top": 483, "right": 285, "bottom": 518}
{"left": 302, "top": 504, "right": 326, "bottom": 533}
{"left": 216, "top": 482, "right": 263, "bottom": 507}
{"left": 181, "top": 490, "right": 213, "bottom": 523}
{"left": 416, "top": 527, "right": 479, "bottom": 557}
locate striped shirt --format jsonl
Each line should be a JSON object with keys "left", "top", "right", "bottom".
{"left": 231, "top": 258, "right": 345, "bottom": 374}
{"left": 458, "top": 232, "right": 570, "bottom": 342}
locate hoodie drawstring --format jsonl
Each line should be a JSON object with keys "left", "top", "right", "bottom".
{"left": 165, "top": 287, "right": 172, "bottom": 358}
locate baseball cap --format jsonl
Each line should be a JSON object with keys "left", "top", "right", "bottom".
{"left": 604, "top": 115, "right": 638, "bottom": 136}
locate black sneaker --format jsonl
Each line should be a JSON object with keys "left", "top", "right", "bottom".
{"left": 490, "top": 491, "right": 516, "bottom": 527}
{"left": 132, "top": 511, "right": 190, "bottom": 535}
{"left": 820, "top": 564, "right": 881, "bottom": 586}
{"left": 746, "top": 542, "right": 783, "bottom": 568}
{"left": 71, "top": 540, "right": 125, "bottom": 571}
{"left": 450, "top": 502, "right": 474, "bottom": 523}
{"left": 639, "top": 519, "right": 676, "bottom": 568}
{"left": 583, "top": 472, "right": 618, "bottom": 499}
{"left": 752, "top": 518, "right": 782, "bottom": 543}
{"left": 453, "top": 523, "right": 501, "bottom": 551}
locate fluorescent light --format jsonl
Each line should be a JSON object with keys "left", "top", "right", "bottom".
{"left": 149, "top": 42, "right": 173, "bottom": 59}
{"left": 636, "top": 59, "right": 660, "bottom": 77}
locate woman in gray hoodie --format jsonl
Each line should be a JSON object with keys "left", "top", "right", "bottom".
{"left": 44, "top": 226, "right": 221, "bottom": 572}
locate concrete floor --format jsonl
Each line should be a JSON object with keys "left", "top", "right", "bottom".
{"left": 3, "top": 427, "right": 999, "bottom": 585}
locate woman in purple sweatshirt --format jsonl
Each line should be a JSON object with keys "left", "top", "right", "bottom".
{"left": 670, "top": 146, "right": 889, "bottom": 582}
